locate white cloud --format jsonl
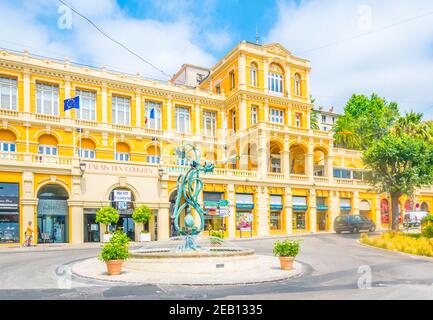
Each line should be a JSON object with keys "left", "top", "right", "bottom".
{"left": 0, "top": 0, "right": 216, "bottom": 80}
{"left": 266, "top": 0, "right": 433, "bottom": 118}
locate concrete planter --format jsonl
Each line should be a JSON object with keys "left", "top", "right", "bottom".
{"left": 139, "top": 232, "right": 151, "bottom": 242}
{"left": 278, "top": 256, "right": 295, "bottom": 270}
{"left": 105, "top": 259, "right": 123, "bottom": 275}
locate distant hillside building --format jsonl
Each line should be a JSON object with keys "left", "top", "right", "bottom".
{"left": 314, "top": 106, "right": 339, "bottom": 132}
{"left": 171, "top": 64, "right": 210, "bottom": 88}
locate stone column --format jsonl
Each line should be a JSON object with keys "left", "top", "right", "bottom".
{"left": 257, "top": 130, "right": 268, "bottom": 177}
{"left": 285, "top": 63, "right": 291, "bottom": 97}
{"left": 70, "top": 167, "right": 84, "bottom": 244}
{"left": 353, "top": 191, "right": 359, "bottom": 215}
{"left": 285, "top": 187, "right": 293, "bottom": 235}
{"left": 101, "top": 83, "right": 108, "bottom": 124}
{"left": 21, "top": 171, "right": 35, "bottom": 244}
{"left": 227, "top": 184, "right": 236, "bottom": 239}
{"left": 256, "top": 186, "right": 270, "bottom": 237}
{"left": 283, "top": 136, "right": 290, "bottom": 179}
{"left": 326, "top": 154, "right": 334, "bottom": 183}
{"left": 135, "top": 92, "right": 142, "bottom": 128}
{"left": 166, "top": 96, "right": 173, "bottom": 132}
{"left": 158, "top": 177, "right": 170, "bottom": 241}
{"left": 264, "top": 99, "right": 269, "bottom": 123}
{"left": 23, "top": 71, "right": 31, "bottom": 113}
{"left": 329, "top": 191, "right": 340, "bottom": 231}
{"left": 195, "top": 101, "right": 201, "bottom": 136}
{"left": 239, "top": 94, "right": 247, "bottom": 131}
{"left": 306, "top": 153, "right": 314, "bottom": 182}
{"left": 264, "top": 59, "right": 269, "bottom": 92}
{"left": 309, "top": 189, "right": 317, "bottom": 233}
{"left": 238, "top": 53, "right": 247, "bottom": 90}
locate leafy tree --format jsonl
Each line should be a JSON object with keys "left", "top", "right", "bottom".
{"left": 333, "top": 93, "right": 399, "bottom": 150}
{"left": 363, "top": 119, "right": 433, "bottom": 230}
{"left": 96, "top": 207, "right": 119, "bottom": 233}
{"left": 132, "top": 205, "right": 152, "bottom": 233}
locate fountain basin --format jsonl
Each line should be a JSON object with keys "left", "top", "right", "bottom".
{"left": 126, "top": 247, "right": 258, "bottom": 273}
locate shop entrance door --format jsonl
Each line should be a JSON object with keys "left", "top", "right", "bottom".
{"left": 84, "top": 214, "right": 100, "bottom": 243}
{"left": 37, "top": 215, "right": 67, "bottom": 243}
{"left": 116, "top": 215, "right": 135, "bottom": 241}
{"left": 317, "top": 212, "right": 327, "bottom": 231}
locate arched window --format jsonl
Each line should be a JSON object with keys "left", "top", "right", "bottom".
{"left": 294, "top": 73, "right": 302, "bottom": 96}
{"left": 268, "top": 64, "right": 283, "bottom": 94}
{"left": 250, "top": 62, "right": 258, "bottom": 87}
{"left": 115, "top": 142, "right": 130, "bottom": 161}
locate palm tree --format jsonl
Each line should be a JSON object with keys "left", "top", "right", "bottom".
{"left": 333, "top": 115, "right": 361, "bottom": 149}
{"left": 310, "top": 110, "right": 319, "bottom": 130}
{"left": 392, "top": 112, "right": 433, "bottom": 142}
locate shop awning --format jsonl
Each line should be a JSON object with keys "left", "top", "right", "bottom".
{"left": 317, "top": 205, "right": 329, "bottom": 211}
{"left": 270, "top": 204, "right": 283, "bottom": 210}
{"left": 236, "top": 203, "right": 254, "bottom": 210}
{"left": 293, "top": 205, "right": 308, "bottom": 211}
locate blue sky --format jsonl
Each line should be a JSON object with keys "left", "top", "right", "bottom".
{"left": 1, "top": 0, "right": 433, "bottom": 117}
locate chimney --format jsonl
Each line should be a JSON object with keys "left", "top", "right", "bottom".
{"left": 329, "top": 106, "right": 334, "bottom": 113}
{"left": 319, "top": 106, "right": 323, "bottom": 111}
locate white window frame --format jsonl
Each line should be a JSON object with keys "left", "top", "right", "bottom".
{"left": 76, "top": 89, "right": 96, "bottom": 121}
{"left": 0, "top": 141, "right": 16, "bottom": 152}
{"left": 78, "top": 148, "right": 95, "bottom": 159}
{"left": 175, "top": 106, "right": 190, "bottom": 134}
{"left": 250, "top": 65, "right": 257, "bottom": 87}
{"left": 147, "top": 155, "right": 161, "bottom": 164}
{"left": 294, "top": 74, "right": 302, "bottom": 96}
{"left": 38, "top": 145, "right": 58, "bottom": 156}
{"left": 202, "top": 110, "right": 216, "bottom": 137}
{"left": 36, "top": 83, "right": 59, "bottom": 116}
{"left": 145, "top": 100, "right": 162, "bottom": 130}
{"left": 251, "top": 106, "right": 258, "bottom": 125}
{"left": 231, "top": 110, "right": 236, "bottom": 132}
{"left": 112, "top": 96, "right": 131, "bottom": 126}
{"left": 268, "top": 72, "right": 283, "bottom": 94}
{"left": 295, "top": 113, "right": 302, "bottom": 127}
{"left": 271, "top": 157, "right": 281, "bottom": 173}
{"left": 115, "top": 152, "right": 130, "bottom": 162}
{"left": 0, "top": 76, "right": 18, "bottom": 111}
{"left": 270, "top": 108, "right": 284, "bottom": 124}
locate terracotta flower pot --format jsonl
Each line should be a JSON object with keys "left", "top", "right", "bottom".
{"left": 278, "top": 256, "right": 295, "bottom": 270}
{"left": 105, "top": 259, "right": 123, "bottom": 275}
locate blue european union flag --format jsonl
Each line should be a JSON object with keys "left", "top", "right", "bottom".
{"left": 64, "top": 96, "right": 80, "bottom": 111}
{"left": 149, "top": 108, "right": 155, "bottom": 119}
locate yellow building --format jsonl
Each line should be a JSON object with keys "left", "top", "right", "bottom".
{"left": 0, "top": 42, "right": 432, "bottom": 245}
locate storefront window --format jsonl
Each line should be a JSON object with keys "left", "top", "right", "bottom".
{"left": 203, "top": 192, "right": 226, "bottom": 232}
{"left": 340, "top": 198, "right": 352, "bottom": 215}
{"left": 270, "top": 195, "right": 283, "bottom": 231}
{"left": 293, "top": 212, "right": 306, "bottom": 230}
{"left": 0, "top": 183, "right": 19, "bottom": 244}
{"left": 292, "top": 196, "right": 307, "bottom": 231}
{"left": 236, "top": 193, "right": 254, "bottom": 237}
{"left": 37, "top": 184, "right": 69, "bottom": 243}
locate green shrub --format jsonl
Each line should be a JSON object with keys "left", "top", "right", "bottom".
{"left": 422, "top": 215, "right": 433, "bottom": 223}
{"left": 422, "top": 225, "right": 433, "bottom": 238}
{"left": 273, "top": 239, "right": 301, "bottom": 257}
{"left": 132, "top": 205, "right": 152, "bottom": 233}
{"left": 99, "top": 231, "right": 130, "bottom": 262}
{"left": 96, "top": 207, "right": 119, "bottom": 233}
{"left": 209, "top": 230, "right": 224, "bottom": 239}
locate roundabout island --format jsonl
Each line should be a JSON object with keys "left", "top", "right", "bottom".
{"left": 72, "top": 145, "right": 302, "bottom": 286}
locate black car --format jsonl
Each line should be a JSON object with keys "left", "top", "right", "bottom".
{"left": 334, "top": 215, "right": 376, "bottom": 234}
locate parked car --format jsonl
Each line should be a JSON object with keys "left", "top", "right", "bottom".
{"left": 334, "top": 215, "right": 376, "bottom": 234}
{"left": 403, "top": 211, "right": 429, "bottom": 229}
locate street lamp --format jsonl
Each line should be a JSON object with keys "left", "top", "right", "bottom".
{"left": 79, "top": 161, "right": 87, "bottom": 176}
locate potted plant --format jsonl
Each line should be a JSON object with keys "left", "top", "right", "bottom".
{"left": 209, "top": 229, "right": 224, "bottom": 247}
{"left": 95, "top": 207, "right": 119, "bottom": 243}
{"left": 99, "top": 231, "right": 130, "bottom": 275}
{"left": 132, "top": 205, "right": 152, "bottom": 242}
{"left": 273, "top": 238, "right": 301, "bottom": 270}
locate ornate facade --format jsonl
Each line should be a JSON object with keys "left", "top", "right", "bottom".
{"left": 0, "top": 42, "right": 432, "bottom": 245}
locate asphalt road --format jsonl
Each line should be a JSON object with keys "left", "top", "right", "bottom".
{"left": 1, "top": 233, "right": 433, "bottom": 300}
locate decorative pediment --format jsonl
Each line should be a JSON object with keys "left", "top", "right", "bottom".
{"left": 264, "top": 43, "right": 292, "bottom": 57}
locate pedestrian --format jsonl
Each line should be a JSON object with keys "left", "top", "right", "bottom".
{"left": 24, "top": 221, "right": 33, "bottom": 247}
